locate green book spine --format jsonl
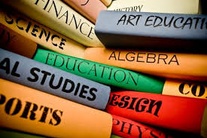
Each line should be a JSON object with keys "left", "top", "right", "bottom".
{"left": 33, "top": 48, "right": 164, "bottom": 93}
{"left": 0, "top": 129, "right": 45, "bottom": 138}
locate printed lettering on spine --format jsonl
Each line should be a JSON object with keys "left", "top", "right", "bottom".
{"left": 0, "top": 78, "right": 112, "bottom": 138}
{"left": 107, "top": 0, "right": 200, "bottom": 14}
{"left": 112, "top": 115, "right": 173, "bottom": 138}
{"left": 84, "top": 48, "right": 207, "bottom": 81}
{"left": 0, "top": 48, "right": 111, "bottom": 110}
{"left": 106, "top": 91, "right": 207, "bottom": 137}
{"left": 34, "top": 48, "right": 165, "bottom": 93}
{"left": 162, "top": 79, "right": 207, "bottom": 99}
{"left": 95, "top": 11, "right": 207, "bottom": 52}
{"left": 1, "top": 0, "right": 104, "bottom": 47}
{"left": 0, "top": 4, "right": 86, "bottom": 58}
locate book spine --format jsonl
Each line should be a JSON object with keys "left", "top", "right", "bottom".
{"left": 33, "top": 48, "right": 165, "bottom": 93}
{"left": 0, "top": 48, "right": 111, "bottom": 110}
{"left": 0, "top": 23, "right": 37, "bottom": 58}
{"left": 107, "top": 0, "right": 200, "bottom": 14}
{"left": 62, "top": 0, "right": 106, "bottom": 23}
{"left": 106, "top": 91, "right": 207, "bottom": 136}
{"left": 162, "top": 79, "right": 207, "bottom": 99}
{"left": 112, "top": 114, "right": 173, "bottom": 138}
{"left": 0, "top": 5, "right": 86, "bottom": 58}
{"left": 100, "top": 0, "right": 112, "bottom": 7}
{"left": 1, "top": 0, "right": 104, "bottom": 47}
{"left": 0, "top": 78, "right": 112, "bottom": 138}
{"left": 94, "top": 11, "right": 207, "bottom": 50}
{"left": 84, "top": 48, "right": 207, "bottom": 81}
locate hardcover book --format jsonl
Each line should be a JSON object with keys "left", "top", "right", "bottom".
{"left": 34, "top": 48, "right": 207, "bottom": 99}
{"left": 0, "top": 48, "right": 111, "bottom": 110}
{"left": 106, "top": 91, "right": 207, "bottom": 137}
{"left": 95, "top": 11, "right": 207, "bottom": 52}
{"left": 0, "top": 78, "right": 112, "bottom": 138}
{"left": 1, "top": 0, "right": 104, "bottom": 47}
{"left": 108, "top": 0, "right": 200, "bottom": 14}
{"left": 112, "top": 114, "right": 173, "bottom": 138}
{"left": 0, "top": 5, "right": 86, "bottom": 58}
{"left": 84, "top": 48, "right": 207, "bottom": 82}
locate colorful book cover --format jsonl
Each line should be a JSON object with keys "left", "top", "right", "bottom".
{"left": 95, "top": 11, "right": 207, "bottom": 52}
{"left": 106, "top": 91, "right": 207, "bottom": 137}
{"left": 0, "top": 78, "right": 112, "bottom": 138}
{"left": 84, "top": 48, "right": 207, "bottom": 82}
{"left": 0, "top": 4, "right": 86, "bottom": 58}
{"left": 112, "top": 114, "right": 173, "bottom": 138}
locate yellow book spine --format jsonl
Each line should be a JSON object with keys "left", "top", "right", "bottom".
{"left": 2, "top": 0, "right": 104, "bottom": 47}
{"left": 0, "top": 6, "right": 86, "bottom": 58}
{"left": 0, "top": 78, "right": 112, "bottom": 138}
{"left": 108, "top": 0, "right": 200, "bottom": 14}
{"left": 84, "top": 48, "right": 207, "bottom": 81}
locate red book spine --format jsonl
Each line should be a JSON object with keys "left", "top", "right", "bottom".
{"left": 106, "top": 91, "right": 207, "bottom": 137}
{"left": 112, "top": 114, "right": 173, "bottom": 138}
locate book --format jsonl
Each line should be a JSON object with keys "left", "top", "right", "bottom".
{"left": 162, "top": 79, "right": 207, "bottom": 99}
{"left": 1, "top": 0, "right": 104, "bottom": 47}
{"left": 61, "top": 0, "right": 107, "bottom": 23}
{"left": 112, "top": 114, "right": 173, "bottom": 138}
{"left": 0, "top": 78, "right": 112, "bottom": 138}
{"left": 33, "top": 47, "right": 165, "bottom": 93}
{"left": 106, "top": 91, "right": 207, "bottom": 137}
{"left": 100, "top": 0, "right": 112, "bottom": 7}
{"left": 34, "top": 48, "right": 207, "bottom": 99}
{"left": 94, "top": 11, "right": 207, "bottom": 52}
{"left": 0, "top": 23, "right": 37, "bottom": 58}
{"left": 0, "top": 5, "right": 86, "bottom": 58}
{"left": 4, "top": 44, "right": 207, "bottom": 99}
{"left": 84, "top": 48, "right": 207, "bottom": 82}
{"left": 0, "top": 48, "right": 111, "bottom": 110}
{"left": 108, "top": 0, "right": 200, "bottom": 14}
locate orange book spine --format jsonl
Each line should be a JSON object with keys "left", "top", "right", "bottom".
{"left": 162, "top": 79, "right": 207, "bottom": 99}
{"left": 106, "top": 91, "right": 207, "bottom": 137}
{"left": 62, "top": 0, "right": 106, "bottom": 23}
{"left": 0, "top": 78, "right": 112, "bottom": 138}
{"left": 0, "top": 23, "right": 37, "bottom": 58}
{"left": 84, "top": 48, "right": 207, "bottom": 81}
{"left": 0, "top": 4, "right": 86, "bottom": 58}
{"left": 112, "top": 114, "right": 173, "bottom": 138}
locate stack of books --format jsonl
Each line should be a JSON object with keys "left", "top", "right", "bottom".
{"left": 0, "top": 0, "right": 206, "bottom": 138}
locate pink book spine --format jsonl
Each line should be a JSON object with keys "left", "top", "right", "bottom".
{"left": 62, "top": 0, "right": 106, "bottom": 23}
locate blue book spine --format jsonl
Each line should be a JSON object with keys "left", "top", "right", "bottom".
{"left": 95, "top": 11, "right": 207, "bottom": 52}
{"left": 0, "top": 48, "right": 111, "bottom": 110}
